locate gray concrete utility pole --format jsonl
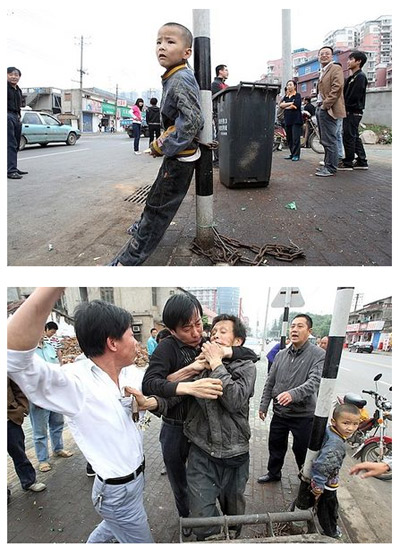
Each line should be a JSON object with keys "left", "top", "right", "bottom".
{"left": 193, "top": 9, "right": 214, "bottom": 250}
{"left": 282, "top": 10, "right": 292, "bottom": 91}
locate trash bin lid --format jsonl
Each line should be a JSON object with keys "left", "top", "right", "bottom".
{"left": 213, "top": 81, "right": 281, "bottom": 101}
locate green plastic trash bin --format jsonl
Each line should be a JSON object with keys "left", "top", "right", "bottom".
{"left": 214, "top": 81, "right": 280, "bottom": 188}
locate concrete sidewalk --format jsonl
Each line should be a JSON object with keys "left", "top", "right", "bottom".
{"left": 7, "top": 356, "right": 392, "bottom": 544}
{"left": 139, "top": 145, "right": 391, "bottom": 266}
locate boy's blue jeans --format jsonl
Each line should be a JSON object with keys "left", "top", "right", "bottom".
{"left": 29, "top": 403, "right": 65, "bottom": 462}
{"left": 118, "top": 157, "right": 195, "bottom": 266}
{"left": 7, "top": 420, "right": 37, "bottom": 490}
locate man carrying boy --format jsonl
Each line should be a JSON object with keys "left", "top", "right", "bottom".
{"left": 337, "top": 51, "right": 369, "bottom": 171}
{"left": 311, "top": 403, "right": 361, "bottom": 538}
{"left": 110, "top": 22, "right": 204, "bottom": 266}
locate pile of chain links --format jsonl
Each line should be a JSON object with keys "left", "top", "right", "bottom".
{"left": 191, "top": 227, "right": 305, "bottom": 265}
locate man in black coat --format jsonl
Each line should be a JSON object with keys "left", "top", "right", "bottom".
{"left": 338, "top": 51, "right": 369, "bottom": 170}
{"left": 7, "top": 66, "right": 27, "bottom": 179}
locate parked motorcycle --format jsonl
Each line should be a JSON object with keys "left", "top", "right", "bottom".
{"left": 338, "top": 374, "right": 392, "bottom": 481}
{"left": 272, "top": 112, "right": 324, "bottom": 154}
{"left": 302, "top": 111, "right": 324, "bottom": 154}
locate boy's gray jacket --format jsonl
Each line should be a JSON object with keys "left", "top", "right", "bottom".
{"left": 259, "top": 341, "right": 325, "bottom": 417}
{"left": 184, "top": 358, "right": 256, "bottom": 459}
{"left": 158, "top": 65, "right": 204, "bottom": 158}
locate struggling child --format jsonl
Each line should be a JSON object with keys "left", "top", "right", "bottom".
{"left": 110, "top": 22, "right": 204, "bottom": 266}
{"left": 311, "top": 403, "right": 361, "bottom": 538}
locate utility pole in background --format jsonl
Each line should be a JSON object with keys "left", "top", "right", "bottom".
{"left": 75, "top": 35, "right": 90, "bottom": 131}
{"left": 281, "top": 10, "right": 292, "bottom": 92}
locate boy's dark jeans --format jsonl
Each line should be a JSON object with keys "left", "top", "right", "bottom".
{"left": 159, "top": 418, "right": 190, "bottom": 518}
{"left": 7, "top": 420, "right": 37, "bottom": 490}
{"left": 342, "top": 113, "right": 367, "bottom": 165}
{"left": 316, "top": 489, "right": 339, "bottom": 537}
{"left": 118, "top": 157, "right": 195, "bottom": 266}
{"left": 187, "top": 444, "right": 249, "bottom": 540}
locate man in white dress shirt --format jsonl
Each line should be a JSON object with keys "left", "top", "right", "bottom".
{"left": 7, "top": 287, "right": 223, "bottom": 543}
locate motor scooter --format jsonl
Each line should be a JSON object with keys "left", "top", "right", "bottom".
{"left": 338, "top": 374, "right": 392, "bottom": 481}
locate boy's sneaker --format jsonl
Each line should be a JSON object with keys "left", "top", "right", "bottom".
{"left": 315, "top": 167, "right": 335, "bottom": 177}
{"left": 332, "top": 526, "right": 343, "bottom": 539}
{"left": 353, "top": 160, "right": 368, "bottom": 170}
{"left": 337, "top": 161, "right": 353, "bottom": 170}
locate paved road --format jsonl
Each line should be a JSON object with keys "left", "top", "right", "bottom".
{"left": 7, "top": 356, "right": 392, "bottom": 544}
{"left": 8, "top": 135, "right": 391, "bottom": 266}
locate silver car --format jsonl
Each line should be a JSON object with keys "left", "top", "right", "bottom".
{"left": 19, "top": 110, "right": 81, "bottom": 150}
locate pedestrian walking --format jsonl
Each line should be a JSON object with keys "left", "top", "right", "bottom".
{"left": 131, "top": 98, "right": 144, "bottom": 154}
{"left": 146, "top": 97, "right": 161, "bottom": 145}
{"left": 109, "top": 22, "right": 204, "bottom": 266}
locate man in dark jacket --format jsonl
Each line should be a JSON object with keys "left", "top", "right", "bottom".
{"left": 142, "top": 293, "right": 256, "bottom": 531}
{"left": 7, "top": 378, "right": 46, "bottom": 499}
{"left": 258, "top": 314, "right": 325, "bottom": 483}
{"left": 146, "top": 97, "right": 161, "bottom": 145}
{"left": 184, "top": 314, "right": 256, "bottom": 540}
{"left": 7, "top": 66, "right": 27, "bottom": 179}
{"left": 338, "top": 51, "right": 369, "bottom": 170}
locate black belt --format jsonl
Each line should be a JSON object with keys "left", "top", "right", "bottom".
{"left": 97, "top": 460, "right": 145, "bottom": 485}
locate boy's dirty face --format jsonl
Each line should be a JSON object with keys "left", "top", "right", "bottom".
{"left": 332, "top": 412, "right": 360, "bottom": 438}
{"left": 156, "top": 25, "right": 192, "bottom": 69}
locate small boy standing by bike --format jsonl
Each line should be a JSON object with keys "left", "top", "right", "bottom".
{"left": 110, "top": 22, "right": 204, "bottom": 266}
{"left": 311, "top": 403, "right": 361, "bottom": 538}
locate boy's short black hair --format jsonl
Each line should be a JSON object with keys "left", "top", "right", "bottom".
{"left": 162, "top": 22, "right": 193, "bottom": 48}
{"left": 74, "top": 300, "right": 133, "bottom": 358}
{"left": 215, "top": 64, "right": 227, "bottom": 76}
{"left": 162, "top": 293, "right": 202, "bottom": 331}
{"left": 349, "top": 50, "right": 367, "bottom": 68}
{"left": 211, "top": 314, "right": 246, "bottom": 344}
{"left": 292, "top": 313, "right": 313, "bottom": 329}
{"left": 150, "top": 97, "right": 158, "bottom": 105}
{"left": 333, "top": 403, "right": 361, "bottom": 420}
{"left": 318, "top": 45, "right": 334, "bottom": 54}
{"left": 304, "top": 96, "right": 311, "bottom": 102}
{"left": 45, "top": 321, "right": 58, "bottom": 331}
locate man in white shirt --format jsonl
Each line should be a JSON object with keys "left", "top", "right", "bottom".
{"left": 7, "top": 287, "right": 223, "bottom": 543}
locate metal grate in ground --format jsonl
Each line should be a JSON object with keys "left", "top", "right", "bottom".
{"left": 125, "top": 184, "right": 152, "bottom": 204}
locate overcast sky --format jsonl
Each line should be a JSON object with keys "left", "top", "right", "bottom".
{"left": 6, "top": 2, "right": 392, "bottom": 95}
{"left": 240, "top": 281, "right": 393, "bottom": 333}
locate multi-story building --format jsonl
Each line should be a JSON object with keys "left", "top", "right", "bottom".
{"left": 217, "top": 287, "right": 240, "bottom": 316}
{"left": 185, "top": 287, "right": 218, "bottom": 312}
{"left": 346, "top": 296, "right": 392, "bottom": 351}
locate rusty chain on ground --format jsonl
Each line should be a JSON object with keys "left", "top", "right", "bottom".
{"left": 191, "top": 227, "right": 305, "bottom": 266}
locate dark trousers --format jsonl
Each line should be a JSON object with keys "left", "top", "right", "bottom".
{"left": 316, "top": 107, "right": 339, "bottom": 173}
{"left": 132, "top": 123, "right": 141, "bottom": 151}
{"left": 159, "top": 419, "right": 190, "bottom": 517}
{"left": 7, "top": 420, "right": 37, "bottom": 490}
{"left": 342, "top": 113, "right": 367, "bottom": 165}
{"left": 187, "top": 444, "right": 249, "bottom": 540}
{"left": 267, "top": 413, "right": 314, "bottom": 478}
{"left": 286, "top": 123, "right": 302, "bottom": 158}
{"left": 7, "top": 112, "right": 21, "bottom": 174}
{"left": 316, "top": 489, "right": 339, "bottom": 537}
{"left": 148, "top": 124, "right": 161, "bottom": 144}
{"left": 118, "top": 157, "right": 195, "bottom": 266}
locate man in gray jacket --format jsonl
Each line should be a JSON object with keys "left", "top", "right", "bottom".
{"left": 258, "top": 314, "right": 325, "bottom": 483}
{"left": 184, "top": 314, "right": 256, "bottom": 540}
